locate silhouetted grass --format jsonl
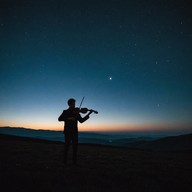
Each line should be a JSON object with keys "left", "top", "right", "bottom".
{"left": 0, "top": 134, "right": 191, "bottom": 192}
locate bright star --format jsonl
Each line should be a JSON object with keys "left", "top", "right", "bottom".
{"left": 109, "top": 77, "right": 112, "bottom": 80}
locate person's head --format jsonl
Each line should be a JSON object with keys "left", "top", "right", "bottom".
{"left": 67, "top": 98, "right": 76, "bottom": 108}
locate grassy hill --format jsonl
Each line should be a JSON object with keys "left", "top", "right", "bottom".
{"left": 0, "top": 134, "right": 192, "bottom": 192}
{"left": 119, "top": 133, "right": 192, "bottom": 151}
{"left": 141, "top": 133, "right": 192, "bottom": 150}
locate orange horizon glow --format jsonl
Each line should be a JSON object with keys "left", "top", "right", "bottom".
{"left": 0, "top": 121, "right": 192, "bottom": 133}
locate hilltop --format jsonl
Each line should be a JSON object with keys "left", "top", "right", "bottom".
{"left": 114, "top": 133, "right": 192, "bottom": 151}
{"left": 0, "top": 133, "right": 192, "bottom": 192}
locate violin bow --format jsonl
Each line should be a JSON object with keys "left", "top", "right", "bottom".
{"left": 79, "top": 96, "right": 85, "bottom": 110}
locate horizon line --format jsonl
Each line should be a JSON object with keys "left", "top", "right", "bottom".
{"left": 1, "top": 125, "right": 192, "bottom": 135}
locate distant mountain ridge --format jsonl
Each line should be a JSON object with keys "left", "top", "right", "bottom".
{"left": 0, "top": 126, "right": 64, "bottom": 142}
{"left": 142, "top": 133, "right": 192, "bottom": 151}
{"left": 0, "top": 126, "right": 192, "bottom": 151}
{"left": 0, "top": 126, "right": 119, "bottom": 144}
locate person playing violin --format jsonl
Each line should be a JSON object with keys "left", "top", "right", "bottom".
{"left": 58, "top": 98, "right": 93, "bottom": 165}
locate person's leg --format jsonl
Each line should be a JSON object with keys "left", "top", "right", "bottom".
{"left": 64, "top": 132, "right": 71, "bottom": 164}
{"left": 72, "top": 132, "right": 78, "bottom": 164}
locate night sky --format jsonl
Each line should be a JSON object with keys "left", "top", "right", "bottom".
{"left": 0, "top": 0, "right": 192, "bottom": 133}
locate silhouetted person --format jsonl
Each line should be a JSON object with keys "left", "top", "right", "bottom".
{"left": 58, "top": 98, "right": 92, "bottom": 165}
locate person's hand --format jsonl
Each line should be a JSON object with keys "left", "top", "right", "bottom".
{"left": 88, "top": 110, "right": 93, "bottom": 115}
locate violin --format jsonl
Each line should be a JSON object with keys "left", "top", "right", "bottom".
{"left": 74, "top": 107, "right": 98, "bottom": 114}
{"left": 73, "top": 97, "right": 98, "bottom": 114}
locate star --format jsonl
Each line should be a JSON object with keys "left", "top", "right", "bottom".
{"left": 109, "top": 77, "right": 112, "bottom": 80}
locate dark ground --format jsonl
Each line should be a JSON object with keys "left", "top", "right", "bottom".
{"left": 0, "top": 134, "right": 192, "bottom": 192}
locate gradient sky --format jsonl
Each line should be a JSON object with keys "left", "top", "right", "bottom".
{"left": 0, "top": 0, "right": 192, "bottom": 133}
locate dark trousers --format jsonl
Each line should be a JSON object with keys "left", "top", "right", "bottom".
{"left": 64, "top": 129, "right": 78, "bottom": 164}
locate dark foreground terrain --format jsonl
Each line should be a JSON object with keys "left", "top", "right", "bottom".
{"left": 0, "top": 134, "right": 192, "bottom": 192}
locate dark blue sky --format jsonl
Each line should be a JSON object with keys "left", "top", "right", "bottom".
{"left": 0, "top": 0, "right": 192, "bottom": 132}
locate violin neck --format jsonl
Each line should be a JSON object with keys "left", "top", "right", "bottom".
{"left": 90, "top": 109, "right": 98, "bottom": 114}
